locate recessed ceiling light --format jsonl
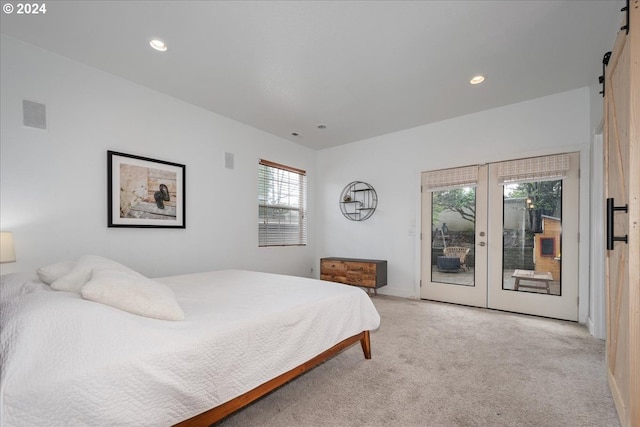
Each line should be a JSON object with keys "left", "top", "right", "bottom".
{"left": 149, "top": 39, "right": 168, "bottom": 52}
{"left": 470, "top": 75, "right": 485, "bottom": 85}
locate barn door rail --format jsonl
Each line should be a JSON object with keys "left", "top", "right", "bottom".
{"left": 599, "top": 51, "right": 611, "bottom": 97}
{"left": 599, "top": 0, "right": 631, "bottom": 96}
{"left": 606, "top": 198, "right": 629, "bottom": 250}
{"left": 621, "top": 0, "right": 629, "bottom": 34}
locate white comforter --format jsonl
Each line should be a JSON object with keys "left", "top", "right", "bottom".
{"left": 0, "top": 270, "right": 380, "bottom": 426}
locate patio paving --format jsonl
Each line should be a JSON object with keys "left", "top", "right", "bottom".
{"left": 430, "top": 267, "right": 561, "bottom": 295}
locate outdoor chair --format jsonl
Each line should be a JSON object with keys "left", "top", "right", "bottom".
{"left": 443, "top": 247, "right": 471, "bottom": 271}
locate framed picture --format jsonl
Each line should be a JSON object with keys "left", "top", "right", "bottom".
{"left": 108, "top": 151, "right": 185, "bottom": 228}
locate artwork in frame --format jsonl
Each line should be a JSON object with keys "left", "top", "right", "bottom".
{"left": 108, "top": 151, "right": 186, "bottom": 228}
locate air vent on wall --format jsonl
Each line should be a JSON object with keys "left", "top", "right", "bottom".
{"left": 23, "top": 100, "right": 47, "bottom": 129}
{"left": 224, "top": 152, "right": 234, "bottom": 170}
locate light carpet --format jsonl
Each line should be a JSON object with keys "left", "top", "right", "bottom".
{"left": 219, "top": 295, "right": 619, "bottom": 427}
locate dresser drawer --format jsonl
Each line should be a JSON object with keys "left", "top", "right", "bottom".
{"left": 321, "top": 259, "right": 347, "bottom": 273}
{"left": 345, "top": 271, "right": 377, "bottom": 287}
{"left": 344, "top": 261, "right": 377, "bottom": 274}
{"left": 320, "top": 259, "right": 347, "bottom": 283}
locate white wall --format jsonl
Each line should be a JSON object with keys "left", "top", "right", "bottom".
{"left": 0, "top": 35, "right": 317, "bottom": 278}
{"left": 316, "top": 88, "right": 593, "bottom": 322}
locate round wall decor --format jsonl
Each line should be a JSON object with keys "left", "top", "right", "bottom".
{"left": 339, "top": 181, "right": 377, "bottom": 221}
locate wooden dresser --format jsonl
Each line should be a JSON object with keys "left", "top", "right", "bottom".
{"left": 320, "top": 257, "right": 387, "bottom": 295}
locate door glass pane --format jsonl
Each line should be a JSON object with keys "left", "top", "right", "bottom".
{"left": 502, "top": 180, "right": 562, "bottom": 295}
{"left": 431, "top": 187, "right": 476, "bottom": 286}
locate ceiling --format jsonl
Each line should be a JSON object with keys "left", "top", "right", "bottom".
{"left": 0, "top": 1, "right": 623, "bottom": 150}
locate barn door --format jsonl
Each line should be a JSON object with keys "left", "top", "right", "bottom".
{"left": 603, "top": 2, "right": 640, "bottom": 425}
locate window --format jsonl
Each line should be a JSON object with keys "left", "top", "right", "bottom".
{"left": 540, "top": 237, "right": 555, "bottom": 257}
{"left": 258, "top": 159, "right": 307, "bottom": 246}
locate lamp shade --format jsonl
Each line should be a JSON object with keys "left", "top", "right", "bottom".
{"left": 0, "top": 232, "right": 16, "bottom": 263}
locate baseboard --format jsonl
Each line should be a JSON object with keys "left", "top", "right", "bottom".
{"left": 586, "top": 316, "right": 595, "bottom": 337}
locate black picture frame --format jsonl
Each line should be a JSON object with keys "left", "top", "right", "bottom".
{"left": 108, "top": 151, "right": 186, "bottom": 228}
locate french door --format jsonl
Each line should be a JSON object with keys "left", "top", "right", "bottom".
{"left": 420, "top": 153, "right": 580, "bottom": 321}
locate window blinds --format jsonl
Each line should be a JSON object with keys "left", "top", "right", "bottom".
{"left": 497, "top": 154, "right": 569, "bottom": 184}
{"left": 422, "top": 165, "right": 478, "bottom": 192}
{"left": 258, "top": 159, "right": 307, "bottom": 247}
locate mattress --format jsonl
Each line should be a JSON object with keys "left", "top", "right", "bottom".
{"left": 0, "top": 269, "right": 380, "bottom": 426}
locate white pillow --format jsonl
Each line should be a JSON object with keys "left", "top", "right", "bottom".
{"left": 51, "top": 255, "right": 134, "bottom": 293}
{"left": 81, "top": 268, "right": 185, "bottom": 321}
{"left": 37, "top": 261, "right": 75, "bottom": 285}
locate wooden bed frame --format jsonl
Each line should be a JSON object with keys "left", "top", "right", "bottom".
{"left": 174, "top": 330, "right": 371, "bottom": 426}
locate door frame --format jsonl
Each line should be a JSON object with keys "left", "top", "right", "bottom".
{"left": 589, "top": 128, "right": 606, "bottom": 340}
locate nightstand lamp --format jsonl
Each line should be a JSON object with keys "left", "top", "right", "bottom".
{"left": 0, "top": 232, "right": 16, "bottom": 264}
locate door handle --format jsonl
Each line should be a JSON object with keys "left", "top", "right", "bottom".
{"left": 478, "top": 242, "right": 486, "bottom": 247}
{"left": 606, "top": 198, "right": 628, "bottom": 250}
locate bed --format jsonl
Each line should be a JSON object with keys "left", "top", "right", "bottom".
{"left": 0, "top": 256, "right": 381, "bottom": 426}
